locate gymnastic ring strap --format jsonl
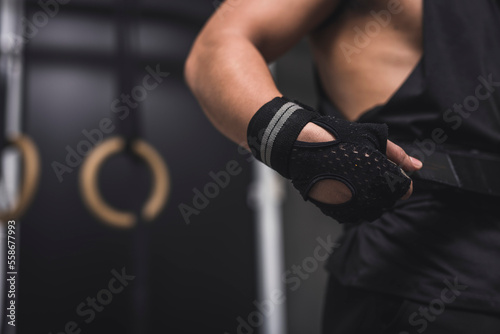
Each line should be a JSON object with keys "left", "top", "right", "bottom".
{"left": 0, "top": 134, "right": 41, "bottom": 222}
{"left": 79, "top": 136, "right": 170, "bottom": 228}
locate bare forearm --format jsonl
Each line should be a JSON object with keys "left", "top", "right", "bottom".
{"left": 185, "top": 33, "right": 280, "bottom": 147}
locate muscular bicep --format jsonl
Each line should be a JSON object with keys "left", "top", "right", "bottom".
{"left": 200, "top": 0, "right": 341, "bottom": 61}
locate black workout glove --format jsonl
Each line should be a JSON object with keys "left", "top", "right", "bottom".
{"left": 247, "top": 96, "right": 411, "bottom": 224}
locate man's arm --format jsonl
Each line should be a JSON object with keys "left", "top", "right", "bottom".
{"left": 185, "top": 0, "right": 422, "bottom": 213}
{"left": 185, "top": 0, "right": 340, "bottom": 147}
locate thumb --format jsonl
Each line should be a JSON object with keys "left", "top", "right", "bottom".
{"left": 386, "top": 140, "right": 423, "bottom": 172}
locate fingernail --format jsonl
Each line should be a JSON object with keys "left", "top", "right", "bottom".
{"left": 410, "top": 157, "right": 423, "bottom": 168}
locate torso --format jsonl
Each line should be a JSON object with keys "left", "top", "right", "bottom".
{"left": 310, "top": 0, "right": 423, "bottom": 121}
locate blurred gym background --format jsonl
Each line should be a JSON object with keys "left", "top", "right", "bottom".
{"left": 0, "top": 0, "right": 341, "bottom": 333}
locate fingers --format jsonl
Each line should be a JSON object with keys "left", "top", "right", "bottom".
{"left": 385, "top": 141, "right": 418, "bottom": 200}
{"left": 386, "top": 140, "right": 423, "bottom": 172}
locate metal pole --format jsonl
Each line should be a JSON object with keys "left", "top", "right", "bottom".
{"left": 0, "top": 0, "right": 25, "bottom": 333}
{"left": 250, "top": 63, "right": 287, "bottom": 334}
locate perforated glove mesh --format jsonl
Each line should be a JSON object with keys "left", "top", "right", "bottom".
{"left": 247, "top": 97, "right": 411, "bottom": 223}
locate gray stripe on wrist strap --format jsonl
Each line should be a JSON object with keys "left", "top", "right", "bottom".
{"left": 260, "top": 102, "right": 301, "bottom": 166}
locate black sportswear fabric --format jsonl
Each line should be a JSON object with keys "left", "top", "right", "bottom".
{"left": 319, "top": 0, "right": 500, "bottom": 154}
{"left": 322, "top": 275, "right": 500, "bottom": 334}
{"left": 326, "top": 185, "right": 500, "bottom": 314}
{"left": 318, "top": 0, "right": 500, "bottom": 315}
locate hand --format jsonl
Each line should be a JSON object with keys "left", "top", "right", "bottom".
{"left": 297, "top": 122, "right": 423, "bottom": 204}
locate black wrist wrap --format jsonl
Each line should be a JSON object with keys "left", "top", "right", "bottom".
{"left": 247, "top": 96, "right": 412, "bottom": 224}
{"left": 247, "top": 97, "right": 317, "bottom": 178}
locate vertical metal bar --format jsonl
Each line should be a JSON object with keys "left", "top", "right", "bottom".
{"left": 250, "top": 63, "right": 287, "bottom": 334}
{"left": 2, "top": 0, "right": 24, "bottom": 140}
{"left": 0, "top": 0, "right": 24, "bottom": 333}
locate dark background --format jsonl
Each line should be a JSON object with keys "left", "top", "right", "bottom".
{"left": 9, "top": 1, "right": 342, "bottom": 333}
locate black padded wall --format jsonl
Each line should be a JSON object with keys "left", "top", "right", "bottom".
{"left": 18, "top": 1, "right": 256, "bottom": 333}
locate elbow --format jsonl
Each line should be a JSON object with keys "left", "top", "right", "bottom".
{"left": 184, "top": 48, "right": 198, "bottom": 93}
{"left": 185, "top": 29, "right": 212, "bottom": 95}
{"left": 185, "top": 36, "right": 210, "bottom": 98}
{"left": 185, "top": 25, "right": 209, "bottom": 94}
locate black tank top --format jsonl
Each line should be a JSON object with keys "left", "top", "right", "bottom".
{"left": 318, "top": 0, "right": 500, "bottom": 154}
{"left": 321, "top": 0, "right": 500, "bottom": 313}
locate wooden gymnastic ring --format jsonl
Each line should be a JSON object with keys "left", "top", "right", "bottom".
{"left": 79, "top": 137, "right": 170, "bottom": 228}
{"left": 0, "top": 135, "right": 40, "bottom": 222}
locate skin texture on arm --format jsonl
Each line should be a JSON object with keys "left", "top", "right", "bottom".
{"left": 185, "top": 0, "right": 422, "bottom": 204}
{"left": 185, "top": 0, "right": 341, "bottom": 147}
